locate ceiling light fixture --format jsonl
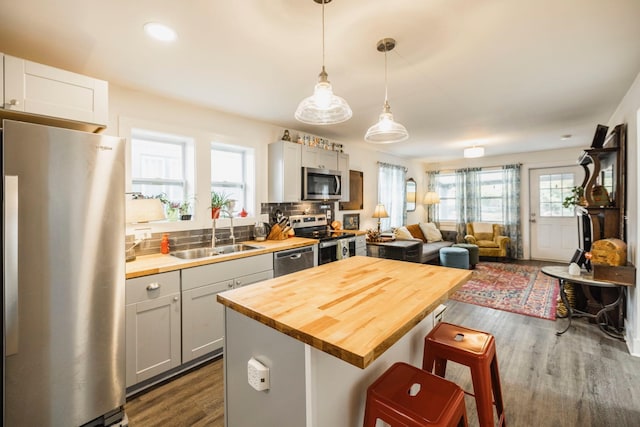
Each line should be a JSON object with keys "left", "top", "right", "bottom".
{"left": 364, "top": 38, "right": 409, "bottom": 144}
{"left": 463, "top": 146, "right": 485, "bottom": 158}
{"left": 295, "top": 0, "right": 352, "bottom": 125}
{"left": 144, "top": 22, "right": 177, "bottom": 42}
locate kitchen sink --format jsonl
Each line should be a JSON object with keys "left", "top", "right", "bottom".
{"left": 170, "top": 244, "right": 264, "bottom": 260}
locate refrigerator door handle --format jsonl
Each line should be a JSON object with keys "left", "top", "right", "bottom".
{"left": 5, "top": 175, "right": 19, "bottom": 356}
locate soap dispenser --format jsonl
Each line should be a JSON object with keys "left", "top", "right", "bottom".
{"left": 161, "top": 233, "right": 170, "bottom": 254}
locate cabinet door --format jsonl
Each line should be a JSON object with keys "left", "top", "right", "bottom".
{"left": 301, "top": 146, "right": 337, "bottom": 170}
{"left": 125, "top": 293, "right": 181, "bottom": 387}
{"left": 338, "top": 153, "right": 350, "bottom": 201}
{"left": 3, "top": 55, "right": 108, "bottom": 126}
{"left": 182, "top": 280, "right": 233, "bottom": 363}
{"left": 234, "top": 269, "right": 274, "bottom": 288}
{"left": 268, "top": 140, "right": 301, "bottom": 202}
{"left": 355, "top": 235, "right": 366, "bottom": 256}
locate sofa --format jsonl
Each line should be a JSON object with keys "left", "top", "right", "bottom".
{"left": 395, "top": 223, "right": 457, "bottom": 264}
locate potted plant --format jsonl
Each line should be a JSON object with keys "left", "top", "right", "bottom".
{"left": 210, "top": 191, "right": 231, "bottom": 219}
{"left": 179, "top": 198, "right": 193, "bottom": 220}
{"left": 562, "top": 186, "right": 586, "bottom": 208}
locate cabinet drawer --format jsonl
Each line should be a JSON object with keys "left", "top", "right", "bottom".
{"left": 126, "top": 271, "right": 180, "bottom": 304}
{"left": 182, "top": 254, "right": 272, "bottom": 291}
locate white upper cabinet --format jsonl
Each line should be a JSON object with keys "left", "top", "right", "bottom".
{"left": 301, "top": 145, "right": 338, "bottom": 170}
{"left": 1, "top": 54, "right": 108, "bottom": 130}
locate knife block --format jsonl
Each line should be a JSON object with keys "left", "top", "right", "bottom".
{"left": 267, "top": 224, "right": 288, "bottom": 240}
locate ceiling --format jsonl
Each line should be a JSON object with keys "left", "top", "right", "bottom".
{"left": 1, "top": 0, "right": 639, "bottom": 162}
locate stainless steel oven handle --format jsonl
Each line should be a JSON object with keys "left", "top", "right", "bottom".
{"left": 5, "top": 175, "right": 19, "bottom": 356}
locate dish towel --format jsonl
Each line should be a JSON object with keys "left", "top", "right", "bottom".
{"left": 336, "top": 239, "right": 350, "bottom": 260}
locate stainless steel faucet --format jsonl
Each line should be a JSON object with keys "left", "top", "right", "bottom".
{"left": 211, "top": 219, "right": 218, "bottom": 248}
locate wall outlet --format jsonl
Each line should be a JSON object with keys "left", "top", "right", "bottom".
{"left": 247, "top": 357, "right": 270, "bottom": 391}
{"left": 133, "top": 228, "right": 152, "bottom": 241}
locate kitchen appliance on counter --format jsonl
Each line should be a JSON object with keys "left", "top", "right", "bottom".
{"left": 290, "top": 214, "right": 355, "bottom": 265}
{"left": 2, "top": 120, "right": 126, "bottom": 426}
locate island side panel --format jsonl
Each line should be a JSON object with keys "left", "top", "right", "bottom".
{"left": 306, "top": 313, "right": 435, "bottom": 427}
{"left": 224, "top": 308, "right": 306, "bottom": 427}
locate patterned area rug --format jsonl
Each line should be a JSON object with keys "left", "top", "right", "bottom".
{"left": 450, "top": 262, "right": 559, "bottom": 320}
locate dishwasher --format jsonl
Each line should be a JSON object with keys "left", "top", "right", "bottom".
{"left": 273, "top": 245, "right": 316, "bottom": 277}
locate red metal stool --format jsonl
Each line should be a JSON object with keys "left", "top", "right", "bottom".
{"left": 363, "top": 362, "right": 468, "bottom": 427}
{"left": 422, "top": 322, "right": 506, "bottom": 427}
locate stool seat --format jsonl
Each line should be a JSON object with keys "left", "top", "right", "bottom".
{"left": 452, "top": 243, "right": 479, "bottom": 268}
{"left": 423, "top": 322, "right": 506, "bottom": 427}
{"left": 364, "top": 362, "right": 468, "bottom": 427}
{"left": 439, "top": 247, "right": 470, "bottom": 270}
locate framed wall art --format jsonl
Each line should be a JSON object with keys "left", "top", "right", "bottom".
{"left": 343, "top": 213, "right": 360, "bottom": 230}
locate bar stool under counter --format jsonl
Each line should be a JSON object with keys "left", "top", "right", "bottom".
{"left": 422, "top": 322, "right": 506, "bottom": 427}
{"left": 363, "top": 362, "right": 469, "bottom": 427}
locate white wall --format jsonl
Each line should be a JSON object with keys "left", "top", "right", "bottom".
{"left": 607, "top": 71, "right": 640, "bottom": 356}
{"left": 106, "top": 84, "right": 424, "bottom": 235}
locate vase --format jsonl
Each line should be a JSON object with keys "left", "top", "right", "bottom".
{"left": 180, "top": 214, "right": 192, "bottom": 221}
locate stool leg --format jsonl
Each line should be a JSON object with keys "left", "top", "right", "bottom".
{"left": 434, "top": 356, "right": 448, "bottom": 377}
{"left": 470, "top": 363, "right": 495, "bottom": 427}
{"left": 422, "top": 345, "right": 435, "bottom": 372}
{"left": 490, "top": 357, "right": 506, "bottom": 426}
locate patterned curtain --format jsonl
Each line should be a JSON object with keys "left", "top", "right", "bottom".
{"left": 377, "top": 162, "right": 407, "bottom": 230}
{"left": 503, "top": 164, "right": 522, "bottom": 258}
{"left": 455, "top": 167, "right": 482, "bottom": 242}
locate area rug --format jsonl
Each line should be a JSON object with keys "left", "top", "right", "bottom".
{"left": 450, "top": 262, "right": 559, "bottom": 320}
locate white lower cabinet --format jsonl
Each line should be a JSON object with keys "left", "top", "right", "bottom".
{"left": 356, "top": 234, "right": 367, "bottom": 256}
{"left": 125, "top": 271, "right": 181, "bottom": 388}
{"left": 180, "top": 253, "right": 273, "bottom": 363}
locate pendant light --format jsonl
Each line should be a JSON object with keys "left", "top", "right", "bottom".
{"left": 295, "top": 0, "right": 352, "bottom": 125}
{"left": 364, "top": 38, "right": 409, "bottom": 143}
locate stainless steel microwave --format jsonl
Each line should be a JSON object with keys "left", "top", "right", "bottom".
{"left": 302, "top": 167, "right": 342, "bottom": 200}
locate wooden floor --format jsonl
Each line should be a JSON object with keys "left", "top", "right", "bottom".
{"left": 126, "top": 265, "right": 640, "bottom": 426}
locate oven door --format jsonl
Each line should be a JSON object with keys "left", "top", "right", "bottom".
{"left": 317, "top": 238, "right": 356, "bottom": 265}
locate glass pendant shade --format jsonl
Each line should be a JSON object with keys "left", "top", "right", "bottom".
{"left": 365, "top": 101, "right": 409, "bottom": 143}
{"left": 295, "top": 68, "right": 352, "bottom": 125}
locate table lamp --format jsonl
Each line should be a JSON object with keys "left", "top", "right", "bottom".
{"left": 423, "top": 192, "right": 440, "bottom": 222}
{"left": 372, "top": 204, "right": 389, "bottom": 233}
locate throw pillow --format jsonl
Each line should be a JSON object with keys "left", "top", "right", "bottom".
{"left": 406, "top": 224, "right": 427, "bottom": 242}
{"left": 419, "top": 222, "right": 443, "bottom": 242}
{"left": 394, "top": 226, "right": 414, "bottom": 240}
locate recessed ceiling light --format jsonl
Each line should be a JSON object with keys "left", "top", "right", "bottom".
{"left": 561, "top": 134, "right": 572, "bottom": 140}
{"left": 144, "top": 22, "right": 177, "bottom": 42}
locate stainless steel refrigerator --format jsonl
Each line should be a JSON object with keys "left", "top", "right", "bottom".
{"left": 2, "top": 119, "right": 126, "bottom": 426}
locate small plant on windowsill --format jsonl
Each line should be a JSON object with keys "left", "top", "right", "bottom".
{"left": 210, "top": 191, "right": 231, "bottom": 219}
{"left": 562, "top": 186, "right": 586, "bottom": 208}
{"left": 179, "top": 197, "right": 195, "bottom": 220}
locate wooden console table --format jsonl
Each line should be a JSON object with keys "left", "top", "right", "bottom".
{"left": 541, "top": 265, "right": 632, "bottom": 340}
{"left": 366, "top": 240, "right": 421, "bottom": 263}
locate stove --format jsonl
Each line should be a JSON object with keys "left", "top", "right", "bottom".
{"left": 290, "top": 214, "right": 356, "bottom": 264}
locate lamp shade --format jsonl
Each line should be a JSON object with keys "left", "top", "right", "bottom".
{"left": 372, "top": 204, "right": 389, "bottom": 219}
{"left": 364, "top": 108, "right": 409, "bottom": 143}
{"left": 295, "top": 77, "right": 353, "bottom": 125}
{"left": 423, "top": 191, "right": 441, "bottom": 205}
{"left": 126, "top": 198, "right": 166, "bottom": 223}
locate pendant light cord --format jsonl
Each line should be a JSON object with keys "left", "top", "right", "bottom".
{"left": 384, "top": 45, "right": 388, "bottom": 103}
{"left": 321, "top": 0, "right": 326, "bottom": 70}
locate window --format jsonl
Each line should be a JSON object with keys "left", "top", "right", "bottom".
{"left": 538, "top": 172, "right": 575, "bottom": 217}
{"left": 131, "top": 129, "right": 194, "bottom": 205}
{"left": 211, "top": 143, "right": 255, "bottom": 215}
{"left": 479, "top": 170, "right": 504, "bottom": 222}
{"left": 377, "top": 162, "right": 406, "bottom": 230}
{"left": 435, "top": 173, "right": 456, "bottom": 221}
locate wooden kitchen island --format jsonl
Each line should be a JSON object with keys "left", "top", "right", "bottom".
{"left": 217, "top": 256, "right": 471, "bottom": 427}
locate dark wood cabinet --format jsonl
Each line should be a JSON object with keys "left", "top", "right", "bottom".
{"left": 578, "top": 123, "right": 627, "bottom": 241}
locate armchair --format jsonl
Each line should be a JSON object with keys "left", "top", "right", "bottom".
{"left": 464, "top": 222, "right": 510, "bottom": 258}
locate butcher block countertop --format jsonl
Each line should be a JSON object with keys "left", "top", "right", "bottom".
{"left": 217, "top": 256, "right": 471, "bottom": 369}
{"left": 125, "top": 237, "right": 318, "bottom": 279}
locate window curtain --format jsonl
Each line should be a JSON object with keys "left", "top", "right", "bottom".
{"left": 426, "top": 170, "right": 440, "bottom": 223}
{"left": 377, "top": 162, "right": 407, "bottom": 231}
{"left": 454, "top": 167, "right": 482, "bottom": 242}
{"left": 502, "top": 164, "right": 522, "bottom": 258}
